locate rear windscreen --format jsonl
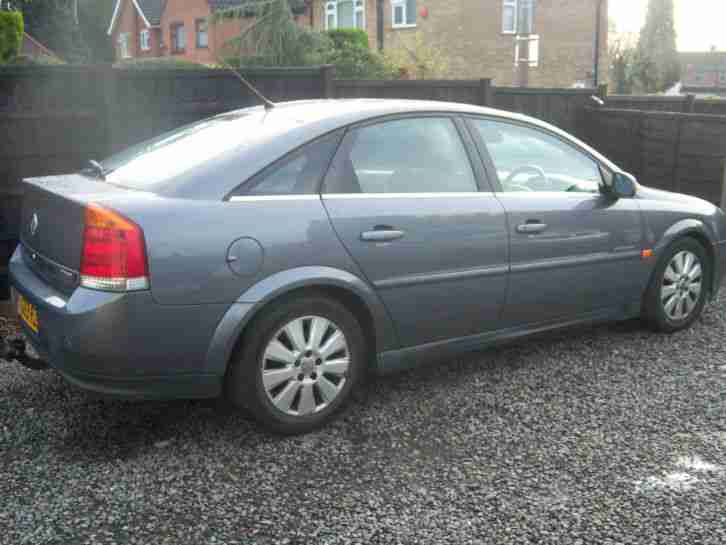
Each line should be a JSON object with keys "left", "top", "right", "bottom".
{"left": 100, "top": 111, "right": 302, "bottom": 190}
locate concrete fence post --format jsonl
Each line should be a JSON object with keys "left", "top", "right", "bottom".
{"left": 321, "top": 65, "right": 336, "bottom": 99}
{"left": 597, "top": 83, "right": 608, "bottom": 102}
{"left": 683, "top": 94, "right": 696, "bottom": 114}
{"left": 478, "top": 78, "right": 493, "bottom": 107}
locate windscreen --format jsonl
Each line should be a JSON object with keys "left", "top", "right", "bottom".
{"left": 100, "top": 111, "right": 302, "bottom": 190}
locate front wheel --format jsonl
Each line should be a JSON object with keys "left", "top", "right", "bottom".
{"left": 643, "top": 238, "right": 710, "bottom": 333}
{"left": 226, "top": 294, "right": 367, "bottom": 434}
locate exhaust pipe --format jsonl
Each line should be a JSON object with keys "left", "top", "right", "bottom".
{"left": 1, "top": 335, "right": 48, "bottom": 370}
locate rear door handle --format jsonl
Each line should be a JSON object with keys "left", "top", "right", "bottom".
{"left": 360, "top": 227, "right": 405, "bottom": 242}
{"left": 516, "top": 222, "right": 548, "bottom": 234}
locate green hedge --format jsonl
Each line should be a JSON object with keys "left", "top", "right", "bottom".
{"left": 325, "top": 29, "right": 369, "bottom": 50}
{"left": 113, "top": 56, "right": 211, "bottom": 70}
{"left": 0, "top": 11, "right": 24, "bottom": 64}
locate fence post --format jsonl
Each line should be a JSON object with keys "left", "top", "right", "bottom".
{"left": 721, "top": 159, "right": 726, "bottom": 211}
{"left": 320, "top": 65, "right": 336, "bottom": 99}
{"left": 672, "top": 114, "right": 686, "bottom": 192}
{"left": 597, "top": 83, "right": 608, "bottom": 102}
{"left": 683, "top": 93, "right": 696, "bottom": 113}
{"left": 478, "top": 78, "right": 493, "bottom": 107}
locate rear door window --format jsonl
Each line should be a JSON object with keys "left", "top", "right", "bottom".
{"left": 324, "top": 117, "right": 478, "bottom": 194}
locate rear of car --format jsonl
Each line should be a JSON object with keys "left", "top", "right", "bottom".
{"left": 8, "top": 101, "right": 379, "bottom": 400}
{"left": 10, "top": 176, "right": 226, "bottom": 398}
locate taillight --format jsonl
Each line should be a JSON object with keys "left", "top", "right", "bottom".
{"left": 80, "top": 203, "right": 149, "bottom": 292}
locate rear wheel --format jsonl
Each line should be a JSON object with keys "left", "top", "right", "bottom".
{"left": 226, "top": 295, "right": 366, "bottom": 434}
{"left": 643, "top": 238, "right": 709, "bottom": 333}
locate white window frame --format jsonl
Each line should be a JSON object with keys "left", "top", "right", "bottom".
{"left": 503, "top": 0, "right": 534, "bottom": 34}
{"left": 139, "top": 29, "right": 151, "bottom": 51}
{"left": 324, "top": 0, "right": 365, "bottom": 30}
{"left": 392, "top": 0, "right": 416, "bottom": 29}
{"left": 196, "top": 19, "right": 209, "bottom": 48}
{"left": 171, "top": 23, "right": 186, "bottom": 53}
{"left": 118, "top": 32, "right": 131, "bottom": 58}
{"left": 514, "top": 34, "right": 540, "bottom": 68}
{"left": 502, "top": 0, "right": 517, "bottom": 34}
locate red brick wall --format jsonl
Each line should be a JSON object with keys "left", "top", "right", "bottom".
{"left": 160, "top": 0, "right": 245, "bottom": 64}
{"left": 112, "top": 0, "right": 162, "bottom": 61}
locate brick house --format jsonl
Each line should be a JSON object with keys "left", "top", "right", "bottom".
{"left": 314, "top": 0, "right": 608, "bottom": 87}
{"left": 107, "top": 0, "right": 253, "bottom": 64}
{"left": 109, "top": 0, "right": 607, "bottom": 87}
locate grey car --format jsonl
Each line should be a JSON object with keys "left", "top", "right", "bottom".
{"left": 9, "top": 99, "right": 726, "bottom": 434}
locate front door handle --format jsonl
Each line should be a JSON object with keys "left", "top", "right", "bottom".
{"left": 360, "top": 226, "right": 405, "bottom": 242}
{"left": 516, "top": 221, "right": 548, "bottom": 234}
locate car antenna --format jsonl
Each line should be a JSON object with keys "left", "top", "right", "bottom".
{"left": 216, "top": 54, "right": 276, "bottom": 111}
{"left": 212, "top": 8, "right": 277, "bottom": 112}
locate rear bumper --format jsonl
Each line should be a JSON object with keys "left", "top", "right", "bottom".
{"left": 9, "top": 246, "right": 227, "bottom": 400}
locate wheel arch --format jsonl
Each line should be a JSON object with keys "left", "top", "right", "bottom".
{"left": 204, "top": 267, "right": 398, "bottom": 377}
{"left": 649, "top": 221, "right": 716, "bottom": 298}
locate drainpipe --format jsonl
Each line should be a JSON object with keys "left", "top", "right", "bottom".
{"left": 593, "top": 0, "right": 603, "bottom": 87}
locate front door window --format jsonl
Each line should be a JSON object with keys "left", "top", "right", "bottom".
{"left": 472, "top": 119, "right": 602, "bottom": 194}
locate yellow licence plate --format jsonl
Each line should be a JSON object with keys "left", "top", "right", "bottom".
{"left": 17, "top": 294, "right": 39, "bottom": 333}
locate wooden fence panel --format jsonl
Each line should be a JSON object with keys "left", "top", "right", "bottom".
{"left": 334, "top": 79, "right": 483, "bottom": 105}
{"left": 608, "top": 95, "right": 726, "bottom": 116}
{"left": 492, "top": 88, "right": 595, "bottom": 136}
{"left": 585, "top": 107, "right": 726, "bottom": 204}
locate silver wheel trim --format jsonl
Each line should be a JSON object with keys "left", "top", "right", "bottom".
{"left": 260, "top": 315, "right": 350, "bottom": 417}
{"left": 661, "top": 250, "right": 703, "bottom": 321}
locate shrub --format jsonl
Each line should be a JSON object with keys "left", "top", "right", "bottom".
{"left": 325, "top": 28, "right": 369, "bottom": 50}
{"left": 0, "top": 11, "right": 24, "bottom": 64}
{"left": 320, "top": 29, "right": 397, "bottom": 79}
{"left": 14, "top": 53, "right": 65, "bottom": 66}
{"left": 113, "top": 57, "right": 210, "bottom": 70}
{"left": 382, "top": 31, "right": 448, "bottom": 79}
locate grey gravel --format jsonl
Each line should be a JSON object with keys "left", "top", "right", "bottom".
{"left": 2, "top": 294, "right": 726, "bottom": 545}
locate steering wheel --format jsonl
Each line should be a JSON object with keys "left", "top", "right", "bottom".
{"left": 502, "top": 165, "right": 550, "bottom": 191}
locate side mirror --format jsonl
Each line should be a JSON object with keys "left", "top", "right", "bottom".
{"left": 610, "top": 172, "right": 637, "bottom": 199}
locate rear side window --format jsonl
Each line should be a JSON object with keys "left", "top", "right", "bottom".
{"left": 324, "top": 117, "right": 478, "bottom": 194}
{"left": 232, "top": 131, "right": 343, "bottom": 197}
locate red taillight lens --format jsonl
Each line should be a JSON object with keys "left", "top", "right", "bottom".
{"left": 80, "top": 203, "right": 149, "bottom": 292}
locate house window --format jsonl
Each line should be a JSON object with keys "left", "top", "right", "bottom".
{"left": 503, "top": 0, "right": 535, "bottom": 34}
{"left": 170, "top": 23, "right": 186, "bottom": 53}
{"left": 392, "top": 0, "right": 416, "bottom": 28}
{"left": 325, "top": 0, "right": 365, "bottom": 30}
{"left": 118, "top": 32, "right": 131, "bottom": 58}
{"left": 140, "top": 29, "right": 151, "bottom": 51}
{"left": 515, "top": 34, "right": 540, "bottom": 67}
{"left": 196, "top": 19, "right": 208, "bottom": 48}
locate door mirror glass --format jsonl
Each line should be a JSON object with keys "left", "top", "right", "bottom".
{"left": 610, "top": 172, "right": 637, "bottom": 198}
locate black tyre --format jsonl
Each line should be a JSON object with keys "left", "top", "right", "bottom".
{"left": 226, "top": 294, "right": 366, "bottom": 434}
{"left": 643, "top": 237, "right": 710, "bottom": 333}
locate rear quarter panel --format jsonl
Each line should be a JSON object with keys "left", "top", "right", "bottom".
{"left": 109, "top": 196, "right": 361, "bottom": 305}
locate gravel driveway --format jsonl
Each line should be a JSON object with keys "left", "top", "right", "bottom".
{"left": 2, "top": 293, "right": 726, "bottom": 545}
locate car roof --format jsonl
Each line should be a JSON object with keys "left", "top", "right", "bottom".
{"left": 148, "top": 99, "right": 619, "bottom": 199}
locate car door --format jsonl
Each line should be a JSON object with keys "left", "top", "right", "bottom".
{"left": 321, "top": 115, "right": 509, "bottom": 348}
{"left": 466, "top": 117, "right": 646, "bottom": 327}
